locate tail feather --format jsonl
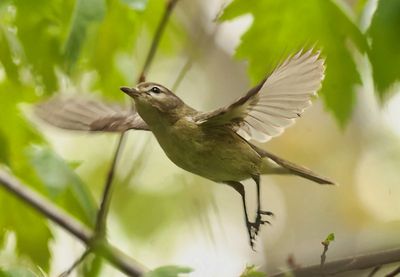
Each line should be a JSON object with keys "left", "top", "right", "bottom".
{"left": 250, "top": 143, "right": 335, "bottom": 185}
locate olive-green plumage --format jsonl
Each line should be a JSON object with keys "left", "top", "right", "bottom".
{"left": 35, "top": 49, "right": 335, "bottom": 248}
{"left": 139, "top": 101, "right": 263, "bottom": 182}
{"left": 122, "top": 80, "right": 333, "bottom": 186}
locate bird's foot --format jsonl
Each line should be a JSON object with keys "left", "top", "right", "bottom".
{"left": 246, "top": 221, "right": 256, "bottom": 249}
{"left": 252, "top": 210, "right": 274, "bottom": 235}
{"left": 246, "top": 210, "right": 274, "bottom": 250}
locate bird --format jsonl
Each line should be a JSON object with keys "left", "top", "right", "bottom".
{"left": 35, "top": 49, "right": 334, "bottom": 248}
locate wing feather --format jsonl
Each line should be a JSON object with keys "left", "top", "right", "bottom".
{"left": 194, "top": 49, "right": 325, "bottom": 142}
{"left": 35, "top": 96, "right": 149, "bottom": 132}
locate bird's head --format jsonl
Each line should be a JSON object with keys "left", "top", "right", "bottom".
{"left": 120, "top": 82, "right": 183, "bottom": 114}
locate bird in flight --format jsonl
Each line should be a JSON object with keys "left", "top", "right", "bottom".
{"left": 35, "top": 49, "right": 334, "bottom": 248}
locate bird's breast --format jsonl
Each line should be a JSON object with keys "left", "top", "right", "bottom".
{"left": 151, "top": 120, "right": 262, "bottom": 182}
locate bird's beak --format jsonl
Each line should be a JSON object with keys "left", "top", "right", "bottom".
{"left": 120, "top": 86, "right": 139, "bottom": 98}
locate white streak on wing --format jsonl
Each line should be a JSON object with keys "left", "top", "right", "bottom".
{"left": 236, "top": 49, "right": 325, "bottom": 142}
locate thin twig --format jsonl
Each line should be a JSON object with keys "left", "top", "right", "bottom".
{"left": 320, "top": 241, "right": 330, "bottom": 271}
{"left": 95, "top": 134, "right": 126, "bottom": 236}
{"left": 0, "top": 169, "right": 92, "bottom": 243}
{"left": 94, "top": 0, "right": 180, "bottom": 238}
{"left": 0, "top": 169, "right": 147, "bottom": 276}
{"left": 270, "top": 247, "right": 400, "bottom": 277}
{"left": 59, "top": 249, "right": 91, "bottom": 277}
{"left": 84, "top": 0, "right": 180, "bottom": 274}
{"left": 138, "top": 0, "right": 180, "bottom": 83}
{"left": 368, "top": 265, "right": 382, "bottom": 277}
{"left": 386, "top": 265, "right": 400, "bottom": 277}
{"left": 171, "top": 57, "right": 193, "bottom": 92}
{"left": 287, "top": 254, "right": 300, "bottom": 270}
{"left": 65, "top": 0, "right": 181, "bottom": 274}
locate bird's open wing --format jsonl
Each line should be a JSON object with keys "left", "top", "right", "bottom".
{"left": 194, "top": 49, "right": 325, "bottom": 142}
{"left": 35, "top": 96, "right": 149, "bottom": 132}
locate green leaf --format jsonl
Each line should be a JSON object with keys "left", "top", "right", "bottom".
{"left": 221, "top": 0, "right": 368, "bottom": 125}
{"left": 367, "top": 0, "right": 400, "bottom": 98}
{"left": 240, "top": 265, "right": 265, "bottom": 277}
{"left": 64, "top": 0, "right": 106, "bottom": 71}
{"left": 145, "top": 265, "right": 193, "bottom": 277}
{"left": 13, "top": 0, "right": 75, "bottom": 93}
{"left": 0, "top": 131, "right": 10, "bottom": 164}
{"left": 322, "top": 232, "right": 335, "bottom": 246}
{"left": 0, "top": 267, "right": 42, "bottom": 277}
{"left": 0, "top": 191, "right": 52, "bottom": 272}
{"left": 0, "top": 81, "right": 52, "bottom": 271}
{"left": 27, "top": 145, "right": 97, "bottom": 227}
{"left": 0, "top": 21, "right": 20, "bottom": 84}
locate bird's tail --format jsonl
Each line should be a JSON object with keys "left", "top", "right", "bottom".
{"left": 251, "top": 144, "right": 335, "bottom": 185}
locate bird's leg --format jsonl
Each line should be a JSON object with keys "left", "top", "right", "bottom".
{"left": 252, "top": 175, "right": 274, "bottom": 235}
{"left": 225, "top": 181, "right": 255, "bottom": 249}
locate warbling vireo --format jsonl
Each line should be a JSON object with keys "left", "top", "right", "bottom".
{"left": 36, "top": 49, "right": 334, "bottom": 248}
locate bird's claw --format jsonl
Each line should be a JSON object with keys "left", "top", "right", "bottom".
{"left": 246, "top": 210, "right": 274, "bottom": 249}
{"left": 259, "top": 210, "right": 274, "bottom": 217}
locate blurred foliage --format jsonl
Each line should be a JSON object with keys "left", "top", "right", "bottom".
{"left": 27, "top": 145, "right": 97, "bottom": 226}
{"left": 0, "top": 0, "right": 184, "bottom": 272}
{"left": 63, "top": 0, "right": 107, "bottom": 72}
{"left": 0, "top": 81, "right": 52, "bottom": 270}
{"left": 221, "top": 0, "right": 400, "bottom": 125}
{"left": 144, "top": 265, "right": 193, "bottom": 277}
{"left": 112, "top": 175, "right": 212, "bottom": 240}
{"left": 0, "top": 0, "right": 399, "bottom": 274}
{"left": 0, "top": 267, "right": 43, "bottom": 277}
{"left": 239, "top": 265, "right": 265, "bottom": 277}
{"left": 322, "top": 232, "right": 335, "bottom": 246}
{"left": 367, "top": 0, "right": 400, "bottom": 98}
{"left": 81, "top": 254, "right": 103, "bottom": 277}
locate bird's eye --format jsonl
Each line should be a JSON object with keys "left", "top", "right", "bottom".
{"left": 150, "top": 87, "right": 160, "bottom": 93}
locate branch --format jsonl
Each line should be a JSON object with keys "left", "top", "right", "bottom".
{"left": 94, "top": 0, "right": 180, "bottom": 238}
{"left": 62, "top": 1, "right": 180, "bottom": 274}
{"left": 138, "top": 0, "right": 180, "bottom": 83}
{"left": 386, "top": 265, "right": 400, "bottom": 277}
{"left": 94, "top": 134, "right": 126, "bottom": 236}
{"left": 0, "top": 169, "right": 147, "bottom": 277}
{"left": 320, "top": 233, "right": 334, "bottom": 272}
{"left": 0, "top": 169, "right": 91, "bottom": 243}
{"left": 271, "top": 247, "right": 400, "bottom": 277}
{"left": 368, "top": 266, "right": 382, "bottom": 277}
{"left": 171, "top": 57, "right": 193, "bottom": 92}
{"left": 59, "top": 249, "right": 91, "bottom": 277}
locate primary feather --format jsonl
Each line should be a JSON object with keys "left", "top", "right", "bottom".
{"left": 194, "top": 49, "right": 325, "bottom": 142}
{"left": 35, "top": 96, "right": 149, "bottom": 132}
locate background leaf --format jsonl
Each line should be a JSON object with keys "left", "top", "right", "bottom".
{"left": 367, "top": 0, "right": 400, "bottom": 98}
{"left": 322, "top": 232, "right": 335, "bottom": 246}
{"left": 121, "top": 0, "right": 148, "bottom": 11}
{"left": 0, "top": 267, "right": 42, "bottom": 277}
{"left": 0, "top": 81, "right": 52, "bottom": 271}
{"left": 144, "top": 265, "right": 193, "bottom": 277}
{"left": 27, "top": 145, "right": 97, "bottom": 227}
{"left": 63, "top": 0, "right": 106, "bottom": 71}
{"left": 221, "top": 0, "right": 368, "bottom": 125}
{"left": 12, "top": 0, "right": 75, "bottom": 94}
{"left": 240, "top": 265, "right": 266, "bottom": 277}
{"left": 0, "top": 20, "right": 20, "bottom": 84}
